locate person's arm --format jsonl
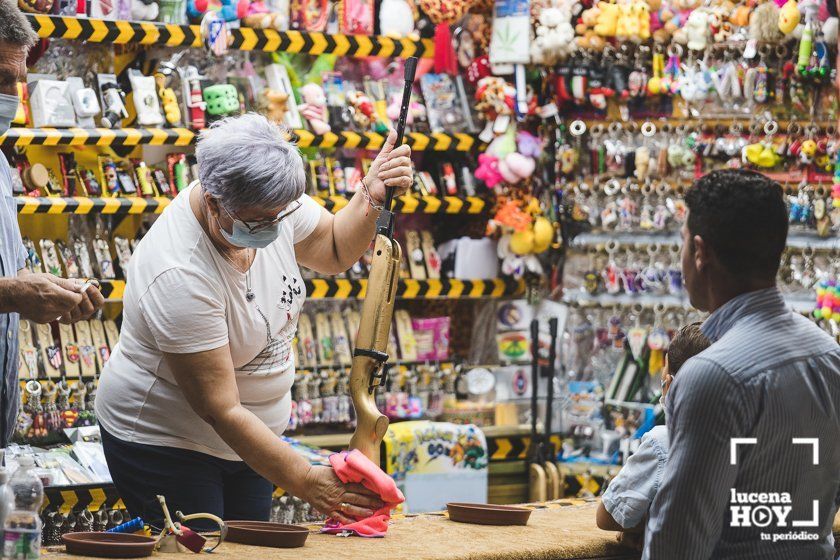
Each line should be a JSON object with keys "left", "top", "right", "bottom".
{"left": 644, "top": 359, "right": 750, "bottom": 560}
{"left": 598, "top": 428, "right": 667, "bottom": 532}
{"left": 0, "top": 272, "right": 82, "bottom": 323}
{"left": 139, "top": 268, "right": 381, "bottom": 524}
{"left": 15, "top": 269, "right": 104, "bottom": 323}
{"left": 164, "top": 346, "right": 380, "bottom": 524}
{"left": 294, "top": 129, "right": 413, "bottom": 275}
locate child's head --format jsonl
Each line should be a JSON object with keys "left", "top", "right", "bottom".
{"left": 662, "top": 322, "right": 711, "bottom": 396}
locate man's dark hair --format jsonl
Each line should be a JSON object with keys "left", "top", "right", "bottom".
{"left": 667, "top": 322, "right": 711, "bottom": 376}
{"left": 685, "top": 169, "right": 788, "bottom": 281}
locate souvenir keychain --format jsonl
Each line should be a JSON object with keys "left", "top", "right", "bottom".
{"left": 89, "top": 319, "right": 110, "bottom": 369}
{"left": 297, "top": 314, "right": 317, "bottom": 367}
{"left": 73, "top": 320, "right": 97, "bottom": 378}
{"left": 652, "top": 181, "right": 672, "bottom": 230}
{"left": 22, "top": 238, "right": 43, "bottom": 273}
{"left": 639, "top": 244, "right": 664, "bottom": 293}
{"left": 667, "top": 243, "right": 683, "bottom": 294}
{"left": 315, "top": 313, "right": 334, "bottom": 364}
{"left": 329, "top": 311, "right": 352, "bottom": 366}
{"left": 93, "top": 237, "right": 116, "bottom": 279}
{"left": 58, "top": 323, "right": 81, "bottom": 379}
{"left": 23, "top": 380, "right": 46, "bottom": 440}
{"left": 36, "top": 322, "right": 63, "bottom": 378}
{"left": 647, "top": 303, "right": 669, "bottom": 376}
{"left": 113, "top": 237, "right": 133, "bottom": 274}
{"left": 18, "top": 320, "right": 39, "bottom": 380}
{"left": 73, "top": 237, "right": 95, "bottom": 279}
{"left": 603, "top": 240, "right": 622, "bottom": 295}
{"left": 583, "top": 247, "right": 601, "bottom": 295}
{"left": 55, "top": 241, "right": 80, "bottom": 279}
{"left": 40, "top": 240, "right": 63, "bottom": 277}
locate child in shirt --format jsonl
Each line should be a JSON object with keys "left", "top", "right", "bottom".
{"left": 596, "top": 322, "right": 711, "bottom": 535}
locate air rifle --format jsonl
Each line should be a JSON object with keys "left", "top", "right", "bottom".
{"left": 348, "top": 57, "right": 418, "bottom": 466}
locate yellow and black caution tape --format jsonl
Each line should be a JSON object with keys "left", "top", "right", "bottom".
{"left": 25, "top": 14, "right": 432, "bottom": 58}
{"left": 1, "top": 128, "right": 476, "bottom": 152}
{"left": 99, "top": 280, "right": 126, "bottom": 301}
{"left": 15, "top": 195, "right": 483, "bottom": 215}
{"left": 16, "top": 196, "right": 171, "bottom": 215}
{"left": 42, "top": 484, "right": 126, "bottom": 514}
{"left": 488, "top": 435, "right": 564, "bottom": 462}
{"left": 305, "top": 278, "right": 524, "bottom": 300}
{"left": 1, "top": 127, "right": 194, "bottom": 148}
{"left": 313, "top": 194, "right": 487, "bottom": 215}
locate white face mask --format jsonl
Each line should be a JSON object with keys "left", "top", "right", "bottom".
{"left": 0, "top": 93, "right": 19, "bottom": 135}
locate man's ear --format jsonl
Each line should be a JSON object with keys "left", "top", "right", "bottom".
{"left": 693, "top": 234, "right": 707, "bottom": 272}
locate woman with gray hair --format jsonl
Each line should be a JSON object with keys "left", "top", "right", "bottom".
{"left": 95, "top": 112, "right": 413, "bottom": 528}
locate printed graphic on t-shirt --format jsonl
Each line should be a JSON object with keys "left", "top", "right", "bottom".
{"left": 237, "top": 274, "right": 302, "bottom": 375}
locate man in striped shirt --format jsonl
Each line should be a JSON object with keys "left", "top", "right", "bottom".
{"left": 644, "top": 170, "right": 840, "bottom": 559}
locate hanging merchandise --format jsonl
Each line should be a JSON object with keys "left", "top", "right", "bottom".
{"left": 490, "top": 0, "right": 532, "bottom": 68}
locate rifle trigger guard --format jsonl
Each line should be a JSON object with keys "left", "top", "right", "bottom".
{"left": 353, "top": 348, "right": 390, "bottom": 394}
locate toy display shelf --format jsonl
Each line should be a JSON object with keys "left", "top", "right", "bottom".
{"left": 15, "top": 194, "right": 487, "bottom": 215}
{"left": 0, "top": 128, "right": 479, "bottom": 151}
{"left": 25, "top": 14, "right": 433, "bottom": 59}
{"left": 99, "top": 277, "right": 524, "bottom": 301}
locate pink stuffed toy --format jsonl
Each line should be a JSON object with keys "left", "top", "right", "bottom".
{"left": 475, "top": 153, "right": 504, "bottom": 188}
{"left": 298, "top": 83, "right": 331, "bottom": 135}
{"left": 499, "top": 153, "right": 536, "bottom": 183}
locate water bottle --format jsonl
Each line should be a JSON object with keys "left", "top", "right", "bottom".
{"left": 3, "top": 457, "right": 43, "bottom": 560}
{"left": 0, "top": 468, "right": 11, "bottom": 543}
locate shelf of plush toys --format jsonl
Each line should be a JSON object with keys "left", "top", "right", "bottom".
{"left": 24, "top": 14, "right": 434, "bottom": 59}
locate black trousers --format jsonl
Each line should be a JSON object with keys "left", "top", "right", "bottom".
{"left": 101, "top": 427, "right": 272, "bottom": 531}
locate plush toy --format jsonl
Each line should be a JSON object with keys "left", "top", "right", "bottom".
{"left": 530, "top": 1, "right": 578, "bottom": 64}
{"left": 159, "top": 87, "right": 181, "bottom": 124}
{"left": 466, "top": 54, "right": 491, "bottom": 85}
{"left": 685, "top": 9, "right": 709, "bottom": 49}
{"left": 750, "top": 1, "right": 784, "bottom": 42}
{"left": 475, "top": 153, "right": 504, "bottom": 188}
{"left": 298, "top": 83, "right": 331, "bottom": 135}
{"left": 187, "top": 0, "right": 248, "bottom": 21}
{"left": 594, "top": 1, "right": 620, "bottom": 35}
{"left": 347, "top": 90, "right": 375, "bottom": 130}
{"left": 258, "top": 88, "right": 289, "bottom": 124}
{"left": 131, "top": 0, "right": 159, "bottom": 20}
{"left": 823, "top": 16, "right": 838, "bottom": 44}
{"left": 778, "top": 0, "right": 800, "bottom": 33}
{"left": 499, "top": 153, "right": 537, "bottom": 183}
{"left": 474, "top": 76, "right": 515, "bottom": 122}
{"left": 242, "top": 0, "right": 288, "bottom": 29}
{"left": 380, "top": 0, "right": 417, "bottom": 36}
{"left": 636, "top": 2, "right": 651, "bottom": 39}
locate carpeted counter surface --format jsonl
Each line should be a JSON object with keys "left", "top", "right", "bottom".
{"left": 41, "top": 502, "right": 840, "bottom": 560}
{"left": 44, "top": 502, "right": 637, "bottom": 560}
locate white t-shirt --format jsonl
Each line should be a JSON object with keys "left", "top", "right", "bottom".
{"left": 95, "top": 183, "right": 323, "bottom": 460}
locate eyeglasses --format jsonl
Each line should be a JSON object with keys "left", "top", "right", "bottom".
{"left": 220, "top": 199, "right": 303, "bottom": 234}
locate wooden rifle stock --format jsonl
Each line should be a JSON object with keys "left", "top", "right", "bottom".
{"left": 348, "top": 234, "right": 401, "bottom": 465}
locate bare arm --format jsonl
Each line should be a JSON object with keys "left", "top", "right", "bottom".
{"left": 0, "top": 271, "right": 82, "bottom": 322}
{"left": 597, "top": 501, "right": 626, "bottom": 531}
{"left": 294, "top": 129, "right": 413, "bottom": 275}
{"left": 165, "top": 345, "right": 382, "bottom": 523}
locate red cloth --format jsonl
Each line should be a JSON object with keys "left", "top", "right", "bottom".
{"left": 321, "top": 450, "right": 405, "bottom": 538}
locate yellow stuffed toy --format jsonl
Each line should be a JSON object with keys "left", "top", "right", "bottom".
{"left": 595, "top": 1, "right": 620, "bottom": 36}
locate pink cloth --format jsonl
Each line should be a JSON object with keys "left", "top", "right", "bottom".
{"left": 321, "top": 450, "right": 405, "bottom": 538}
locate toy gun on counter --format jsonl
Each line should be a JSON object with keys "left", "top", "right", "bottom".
{"left": 348, "top": 57, "right": 418, "bottom": 466}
